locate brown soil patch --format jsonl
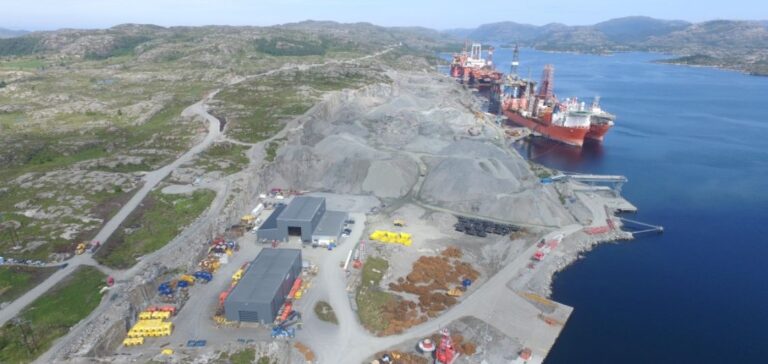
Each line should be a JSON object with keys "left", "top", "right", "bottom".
{"left": 294, "top": 342, "right": 316, "bottom": 361}
{"left": 379, "top": 247, "right": 480, "bottom": 336}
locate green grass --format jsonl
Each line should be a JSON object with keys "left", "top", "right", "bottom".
{"left": 356, "top": 257, "right": 394, "bottom": 333}
{"left": 196, "top": 142, "right": 250, "bottom": 175}
{"left": 0, "top": 59, "right": 45, "bottom": 71}
{"left": 0, "top": 266, "right": 58, "bottom": 303}
{"left": 314, "top": 301, "right": 338, "bottom": 324}
{"left": 0, "top": 266, "right": 106, "bottom": 363}
{"left": 264, "top": 138, "right": 286, "bottom": 163}
{"left": 95, "top": 189, "right": 215, "bottom": 269}
{"left": 229, "top": 348, "right": 255, "bottom": 364}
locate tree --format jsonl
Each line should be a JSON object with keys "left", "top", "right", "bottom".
{"left": 0, "top": 80, "right": 6, "bottom": 88}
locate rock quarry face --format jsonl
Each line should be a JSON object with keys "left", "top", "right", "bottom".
{"left": 262, "top": 72, "right": 574, "bottom": 227}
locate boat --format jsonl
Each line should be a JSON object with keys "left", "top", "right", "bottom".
{"left": 585, "top": 96, "right": 615, "bottom": 141}
{"left": 501, "top": 68, "right": 591, "bottom": 146}
{"left": 498, "top": 45, "right": 614, "bottom": 146}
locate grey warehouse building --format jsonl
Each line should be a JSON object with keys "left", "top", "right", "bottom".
{"left": 224, "top": 248, "right": 302, "bottom": 324}
{"left": 257, "top": 196, "right": 346, "bottom": 245}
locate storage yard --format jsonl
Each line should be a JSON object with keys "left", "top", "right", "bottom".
{"left": 1, "top": 65, "right": 647, "bottom": 363}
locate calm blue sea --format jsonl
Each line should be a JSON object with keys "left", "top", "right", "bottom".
{"left": 484, "top": 48, "right": 768, "bottom": 363}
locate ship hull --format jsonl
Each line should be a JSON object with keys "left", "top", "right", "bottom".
{"left": 585, "top": 123, "right": 612, "bottom": 142}
{"left": 504, "top": 110, "right": 589, "bottom": 147}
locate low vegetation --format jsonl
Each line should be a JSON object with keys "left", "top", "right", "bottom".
{"left": 228, "top": 348, "right": 255, "bottom": 364}
{"left": 356, "top": 257, "right": 395, "bottom": 334}
{"left": 0, "top": 266, "right": 106, "bottom": 363}
{"left": 0, "top": 23, "right": 447, "bottom": 265}
{"left": 0, "top": 266, "right": 58, "bottom": 303}
{"left": 95, "top": 188, "right": 215, "bottom": 268}
{"left": 214, "top": 65, "right": 387, "bottom": 144}
{"left": 264, "top": 138, "right": 286, "bottom": 162}
{"left": 313, "top": 301, "right": 338, "bottom": 324}
{"left": 194, "top": 142, "right": 250, "bottom": 175}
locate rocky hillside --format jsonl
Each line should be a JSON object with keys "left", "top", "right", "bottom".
{"left": 447, "top": 17, "right": 768, "bottom": 76}
{"left": 0, "top": 22, "right": 450, "bottom": 262}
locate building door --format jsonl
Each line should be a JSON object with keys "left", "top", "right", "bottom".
{"left": 238, "top": 310, "right": 259, "bottom": 322}
{"left": 287, "top": 226, "right": 302, "bottom": 236}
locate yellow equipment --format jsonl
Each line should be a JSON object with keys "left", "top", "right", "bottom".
{"left": 369, "top": 230, "right": 412, "bottom": 246}
{"left": 232, "top": 268, "right": 244, "bottom": 283}
{"left": 75, "top": 243, "right": 87, "bottom": 255}
{"left": 521, "top": 292, "right": 556, "bottom": 307}
{"left": 122, "top": 337, "right": 144, "bottom": 346}
{"left": 150, "top": 311, "right": 171, "bottom": 320}
{"left": 127, "top": 319, "right": 173, "bottom": 338}
{"left": 179, "top": 274, "right": 195, "bottom": 284}
{"left": 161, "top": 348, "right": 174, "bottom": 355}
{"left": 447, "top": 288, "right": 464, "bottom": 297}
{"left": 393, "top": 218, "right": 406, "bottom": 227}
{"left": 138, "top": 312, "right": 153, "bottom": 320}
{"left": 241, "top": 214, "right": 257, "bottom": 227}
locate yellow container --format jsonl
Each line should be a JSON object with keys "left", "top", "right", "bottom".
{"left": 151, "top": 311, "right": 171, "bottom": 320}
{"left": 369, "top": 230, "right": 412, "bottom": 246}
{"left": 123, "top": 337, "right": 144, "bottom": 346}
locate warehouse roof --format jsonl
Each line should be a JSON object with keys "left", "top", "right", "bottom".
{"left": 257, "top": 203, "right": 286, "bottom": 231}
{"left": 227, "top": 249, "right": 301, "bottom": 303}
{"left": 313, "top": 210, "right": 347, "bottom": 237}
{"left": 278, "top": 196, "right": 323, "bottom": 222}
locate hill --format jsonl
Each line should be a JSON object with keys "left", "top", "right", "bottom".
{"left": 0, "top": 28, "right": 28, "bottom": 39}
{"left": 593, "top": 16, "right": 690, "bottom": 42}
{"left": 445, "top": 17, "right": 768, "bottom": 76}
{"left": 0, "top": 22, "right": 450, "bottom": 263}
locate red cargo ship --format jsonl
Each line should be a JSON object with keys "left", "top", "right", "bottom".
{"left": 502, "top": 65, "right": 591, "bottom": 146}
{"left": 499, "top": 46, "right": 614, "bottom": 146}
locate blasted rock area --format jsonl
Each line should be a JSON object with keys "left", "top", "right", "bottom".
{"left": 260, "top": 72, "right": 573, "bottom": 227}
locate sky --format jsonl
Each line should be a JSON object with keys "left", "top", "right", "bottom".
{"left": 1, "top": 0, "right": 766, "bottom": 31}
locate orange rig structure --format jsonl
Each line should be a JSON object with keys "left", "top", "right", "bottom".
{"left": 449, "top": 42, "right": 504, "bottom": 91}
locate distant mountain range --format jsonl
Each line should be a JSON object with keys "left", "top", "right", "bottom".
{"left": 445, "top": 16, "right": 768, "bottom": 76}
{"left": 0, "top": 27, "right": 28, "bottom": 38}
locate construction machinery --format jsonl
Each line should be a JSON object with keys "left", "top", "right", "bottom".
{"left": 75, "top": 242, "right": 87, "bottom": 255}
{"left": 240, "top": 214, "right": 257, "bottom": 228}
{"left": 271, "top": 310, "right": 301, "bottom": 339}
{"left": 447, "top": 288, "right": 464, "bottom": 297}
{"left": 393, "top": 218, "right": 406, "bottom": 227}
{"left": 179, "top": 274, "right": 195, "bottom": 285}
{"left": 193, "top": 271, "right": 213, "bottom": 283}
{"left": 158, "top": 282, "right": 174, "bottom": 297}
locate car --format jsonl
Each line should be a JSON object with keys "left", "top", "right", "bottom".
{"left": 343, "top": 228, "right": 352, "bottom": 234}
{"left": 345, "top": 219, "right": 356, "bottom": 224}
